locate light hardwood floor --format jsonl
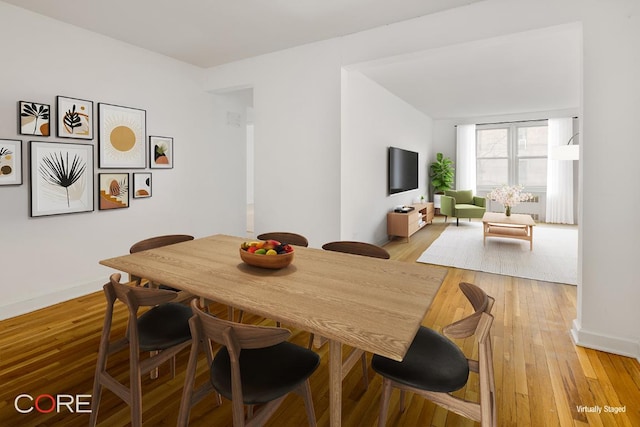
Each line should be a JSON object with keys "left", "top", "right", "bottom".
{"left": 1, "top": 219, "right": 639, "bottom": 426}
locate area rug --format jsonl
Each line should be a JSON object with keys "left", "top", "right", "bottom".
{"left": 416, "top": 221, "right": 577, "bottom": 285}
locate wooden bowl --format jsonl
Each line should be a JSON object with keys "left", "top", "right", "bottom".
{"left": 239, "top": 248, "right": 294, "bottom": 269}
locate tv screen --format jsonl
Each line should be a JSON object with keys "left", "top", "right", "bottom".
{"left": 388, "top": 146, "right": 419, "bottom": 195}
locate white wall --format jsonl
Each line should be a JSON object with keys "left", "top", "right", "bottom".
{"left": 203, "top": 42, "right": 344, "bottom": 247}
{"left": 202, "top": 0, "right": 640, "bottom": 359}
{"left": 341, "top": 71, "right": 431, "bottom": 245}
{"left": 0, "top": 3, "right": 224, "bottom": 318}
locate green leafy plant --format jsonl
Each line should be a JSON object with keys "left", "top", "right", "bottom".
{"left": 429, "top": 152, "right": 454, "bottom": 194}
{"left": 39, "top": 151, "right": 87, "bottom": 207}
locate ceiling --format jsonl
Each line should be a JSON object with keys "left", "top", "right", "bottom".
{"left": 356, "top": 24, "right": 582, "bottom": 119}
{"left": 4, "top": 0, "right": 581, "bottom": 119}
{"left": 3, "top": 0, "right": 484, "bottom": 68}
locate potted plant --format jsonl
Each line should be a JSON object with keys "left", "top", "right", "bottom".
{"left": 429, "top": 152, "right": 454, "bottom": 208}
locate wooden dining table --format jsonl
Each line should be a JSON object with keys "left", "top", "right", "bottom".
{"left": 99, "top": 234, "right": 446, "bottom": 426}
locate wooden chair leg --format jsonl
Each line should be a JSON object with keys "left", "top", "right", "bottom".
{"left": 399, "top": 389, "right": 406, "bottom": 413}
{"left": 299, "top": 379, "right": 317, "bottom": 427}
{"left": 360, "top": 352, "right": 369, "bottom": 390}
{"left": 307, "top": 333, "right": 315, "bottom": 349}
{"left": 130, "top": 359, "right": 143, "bottom": 427}
{"left": 378, "top": 378, "right": 392, "bottom": 427}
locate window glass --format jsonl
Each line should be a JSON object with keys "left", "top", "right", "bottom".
{"left": 517, "top": 126, "right": 547, "bottom": 157}
{"left": 477, "top": 128, "right": 508, "bottom": 157}
{"left": 477, "top": 159, "right": 508, "bottom": 187}
{"left": 518, "top": 159, "right": 547, "bottom": 187}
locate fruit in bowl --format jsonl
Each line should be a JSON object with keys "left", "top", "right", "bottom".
{"left": 239, "top": 240, "right": 294, "bottom": 269}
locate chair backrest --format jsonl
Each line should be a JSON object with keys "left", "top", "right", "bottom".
{"left": 129, "top": 234, "right": 194, "bottom": 253}
{"left": 322, "top": 241, "right": 390, "bottom": 259}
{"left": 442, "top": 282, "right": 493, "bottom": 340}
{"left": 103, "top": 273, "right": 179, "bottom": 354}
{"left": 188, "top": 300, "right": 291, "bottom": 426}
{"left": 256, "top": 232, "right": 309, "bottom": 247}
{"left": 442, "top": 282, "right": 495, "bottom": 426}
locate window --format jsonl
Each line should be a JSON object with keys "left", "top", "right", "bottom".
{"left": 476, "top": 121, "right": 548, "bottom": 191}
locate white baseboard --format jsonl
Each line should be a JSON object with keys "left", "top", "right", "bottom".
{"left": 0, "top": 278, "right": 104, "bottom": 321}
{"left": 571, "top": 319, "right": 640, "bottom": 362}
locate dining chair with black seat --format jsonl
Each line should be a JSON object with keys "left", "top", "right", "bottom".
{"left": 89, "top": 273, "right": 193, "bottom": 427}
{"left": 256, "top": 231, "right": 309, "bottom": 247}
{"left": 372, "top": 281, "right": 496, "bottom": 427}
{"left": 178, "top": 299, "right": 320, "bottom": 427}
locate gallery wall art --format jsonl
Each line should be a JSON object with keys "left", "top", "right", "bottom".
{"left": 56, "top": 96, "right": 94, "bottom": 140}
{"left": 133, "top": 172, "right": 152, "bottom": 198}
{"left": 0, "top": 139, "right": 22, "bottom": 186}
{"left": 149, "top": 135, "right": 173, "bottom": 168}
{"left": 19, "top": 102, "right": 50, "bottom": 136}
{"left": 99, "top": 173, "right": 130, "bottom": 210}
{"left": 98, "top": 103, "right": 146, "bottom": 168}
{"left": 30, "top": 141, "right": 94, "bottom": 217}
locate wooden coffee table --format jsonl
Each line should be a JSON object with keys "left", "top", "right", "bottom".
{"left": 482, "top": 212, "right": 536, "bottom": 250}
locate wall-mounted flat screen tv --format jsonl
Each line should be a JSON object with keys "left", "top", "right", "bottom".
{"left": 388, "top": 146, "right": 419, "bottom": 195}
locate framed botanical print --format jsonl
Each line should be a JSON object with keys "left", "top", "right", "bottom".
{"left": 56, "top": 96, "right": 94, "bottom": 140}
{"left": 19, "top": 101, "right": 50, "bottom": 136}
{"left": 149, "top": 135, "right": 173, "bottom": 168}
{"left": 98, "top": 103, "right": 146, "bottom": 168}
{"left": 133, "top": 172, "right": 152, "bottom": 198}
{"left": 30, "top": 141, "right": 94, "bottom": 217}
{"left": 98, "top": 173, "right": 130, "bottom": 210}
{"left": 0, "top": 139, "right": 22, "bottom": 186}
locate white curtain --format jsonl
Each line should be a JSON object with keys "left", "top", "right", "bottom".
{"left": 456, "top": 124, "right": 476, "bottom": 192}
{"left": 546, "top": 118, "right": 575, "bottom": 224}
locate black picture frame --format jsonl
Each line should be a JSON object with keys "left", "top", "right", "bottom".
{"left": 30, "top": 140, "right": 94, "bottom": 217}
{"left": 133, "top": 172, "right": 152, "bottom": 198}
{"left": 0, "top": 139, "right": 23, "bottom": 186}
{"left": 149, "top": 135, "right": 173, "bottom": 169}
{"left": 19, "top": 101, "right": 50, "bottom": 136}
{"left": 98, "top": 103, "right": 146, "bottom": 169}
{"left": 98, "top": 173, "right": 130, "bottom": 210}
{"left": 56, "top": 96, "right": 94, "bottom": 140}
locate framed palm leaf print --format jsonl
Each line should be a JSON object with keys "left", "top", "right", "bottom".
{"left": 30, "top": 141, "right": 94, "bottom": 217}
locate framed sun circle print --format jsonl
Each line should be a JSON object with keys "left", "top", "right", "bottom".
{"left": 98, "top": 103, "right": 146, "bottom": 168}
{"left": 149, "top": 135, "right": 173, "bottom": 168}
{"left": 56, "top": 96, "right": 94, "bottom": 140}
{"left": 0, "top": 139, "right": 22, "bottom": 186}
{"left": 30, "top": 141, "right": 94, "bottom": 217}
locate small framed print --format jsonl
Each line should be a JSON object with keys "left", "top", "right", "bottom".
{"left": 99, "top": 103, "right": 146, "bottom": 168}
{"left": 57, "top": 96, "right": 94, "bottom": 140}
{"left": 0, "top": 139, "right": 22, "bottom": 186}
{"left": 30, "top": 141, "right": 94, "bottom": 217}
{"left": 98, "top": 173, "right": 130, "bottom": 210}
{"left": 149, "top": 135, "right": 173, "bottom": 168}
{"left": 133, "top": 172, "right": 152, "bottom": 198}
{"left": 19, "top": 101, "right": 50, "bottom": 136}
